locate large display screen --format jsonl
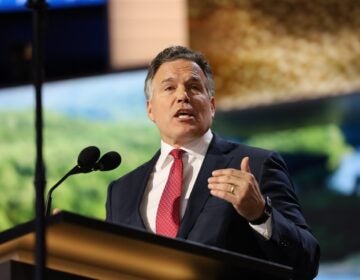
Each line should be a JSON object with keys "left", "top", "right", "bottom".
{"left": 0, "top": 69, "right": 157, "bottom": 228}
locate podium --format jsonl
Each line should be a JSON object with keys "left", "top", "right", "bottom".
{"left": 0, "top": 211, "right": 292, "bottom": 279}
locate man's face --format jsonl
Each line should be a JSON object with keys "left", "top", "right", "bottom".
{"left": 147, "top": 59, "right": 215, "bottom": 147}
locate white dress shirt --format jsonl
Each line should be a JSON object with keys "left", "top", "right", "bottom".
{"left": 140, "top": 129, "right": 272, "bottom": 239}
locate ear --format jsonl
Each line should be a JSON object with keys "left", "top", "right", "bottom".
{"left": 210, "top": 97, "right": 216, "bottom": 118}
{"left": 146, "top": 100, "right": 155, "bottom": 122}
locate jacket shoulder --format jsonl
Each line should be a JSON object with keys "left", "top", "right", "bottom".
{"left": 215, "top": 135, "right": 277, "bottom": 159}
{"left": 111, "top": 155, "right": 156, "bottom": 187}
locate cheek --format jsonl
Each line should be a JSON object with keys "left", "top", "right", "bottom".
{"left": 198, "top": 102, "right": 215, "bottom": 119}
{"left": 148, "top": 102, "right": 168, "bottom": 123}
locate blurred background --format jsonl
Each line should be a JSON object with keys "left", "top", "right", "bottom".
{"left": 0, "top": 0, "right": 359, "bottom": 279}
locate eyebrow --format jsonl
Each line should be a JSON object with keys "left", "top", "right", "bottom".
{"left": 159, "top": 74, "right": 204, "bottom": 87}
{"left": 160, "top": 77, "right": 175, "bottom": 84}
{"left": 186, "top": 76, "right": 202, "bottom": 83}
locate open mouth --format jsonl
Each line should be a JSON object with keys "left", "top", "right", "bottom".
{"left": 175, "top": 109, "right": 195, "bottom": 120}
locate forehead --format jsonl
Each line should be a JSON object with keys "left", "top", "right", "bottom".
{"left": 153, "top": 59, "right": 206, "bottom": 83}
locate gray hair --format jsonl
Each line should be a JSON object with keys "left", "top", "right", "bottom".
{"left": 144, "top": 46, "right": 215, "bottom": 100}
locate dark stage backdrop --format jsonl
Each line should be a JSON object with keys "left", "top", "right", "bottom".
{"left": 0, "top": 0, "right": 109, "bottom": 87}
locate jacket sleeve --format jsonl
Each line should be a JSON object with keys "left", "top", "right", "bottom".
{"left": 254, "top": 152, "right": 320, "bottom": 280}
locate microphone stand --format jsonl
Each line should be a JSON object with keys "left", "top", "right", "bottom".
{"left": 45, "top": 166, "right": 80, "bottom": 217}
{"left": 27, "top": 0, "right": 48, "bottom": 279}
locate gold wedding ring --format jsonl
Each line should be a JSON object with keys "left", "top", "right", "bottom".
{"left": 230, "top": 185, "right": 235, "bottom": 195}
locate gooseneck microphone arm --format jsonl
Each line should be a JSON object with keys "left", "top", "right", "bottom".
{"left": 45, "top": 165, "right": 80, "bottom": 217}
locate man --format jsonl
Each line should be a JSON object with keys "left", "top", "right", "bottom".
{"left": 106, "top": 46, "right": 320, "bottom": 279}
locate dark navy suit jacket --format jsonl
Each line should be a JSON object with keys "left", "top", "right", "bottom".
{"left": 106, "top": 134, "right": 320, "bottom": 279}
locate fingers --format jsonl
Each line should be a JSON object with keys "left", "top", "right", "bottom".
{"left": 212, "top": 156, "right": 251, "bottom": 177}
{"left": 208, "top": 157, "right": 252, "bottom": 194}
{"left": 208, "top": 183, "right": 238, "bottom": 205}
{"left": 208, "top": 173, "right": 243, "bottom": 205}
{"left": 208, "top": 181, "right": 238, "bottom": 196}
{"left": 208, "top": 172, "right": 243, "bottom": 186}
{"left": 208, "top": 156, "right": 265, "bottom": 220}
{"left": 241, "top": 156, "right": 251, "bottom": 173}
{"left": 211, "top": 168, "right": 249, "bottom": 179}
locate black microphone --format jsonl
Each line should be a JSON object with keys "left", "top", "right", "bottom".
{"left": 73, "top": 145, "right": 101, "bottom": 174}
{"left": 93, "top": 151, "right": 121, "bottom": 171}
{"left": 45, "top": 146, "right": 100, "bottom": 217}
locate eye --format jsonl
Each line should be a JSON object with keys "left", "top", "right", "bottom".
{"left": 187, "top": 83, "right": 202, "bottom": 93}
{"left": 164, "top": 85, "right": 175, "bottom": 92}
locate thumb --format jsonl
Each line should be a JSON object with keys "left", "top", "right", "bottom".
{"left": 240, "top": 156, "right": 251, "bottom": 173}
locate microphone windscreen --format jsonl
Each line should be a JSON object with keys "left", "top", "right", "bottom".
{"left": 77, "top": 146, "right": 101, "bottom": 172}
{"left": 96, "top": 151, "right": 121, "bottom": 171}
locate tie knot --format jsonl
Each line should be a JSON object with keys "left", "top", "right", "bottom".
{"left": 170, "top": 149, "right": 184, "bottom": 159}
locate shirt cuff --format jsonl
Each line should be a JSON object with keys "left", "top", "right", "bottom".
{"left": 249, "top": 216, "right": 272, "bottom": 240}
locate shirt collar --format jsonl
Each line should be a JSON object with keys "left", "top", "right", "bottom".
{"left": 157, "top": 129, "right": 213, "bottom": 168}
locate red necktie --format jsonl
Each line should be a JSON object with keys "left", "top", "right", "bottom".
{"left": 156, "top": 149, "right": 184, "bottom": 237}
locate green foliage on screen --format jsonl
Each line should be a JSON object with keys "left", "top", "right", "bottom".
{"left": 245, "top": 125, "right": 352, "bottom": 170}
{"left": 0, "top": 110, "right": 159, "bottom": 231}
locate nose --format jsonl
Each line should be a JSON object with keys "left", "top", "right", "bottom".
{"left": 176, "top": 88, "right": 190, "bottom": 103}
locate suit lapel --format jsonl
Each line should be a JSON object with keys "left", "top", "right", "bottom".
{"left": 128, "top": 151, "right": 160, "bottom": 229}
{"left": 177, "top": 135, "right": 235, "bottom": 238}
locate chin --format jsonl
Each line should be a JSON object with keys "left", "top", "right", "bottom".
{"left": 173, "top": 131, "right": 203, "bottom": 144}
